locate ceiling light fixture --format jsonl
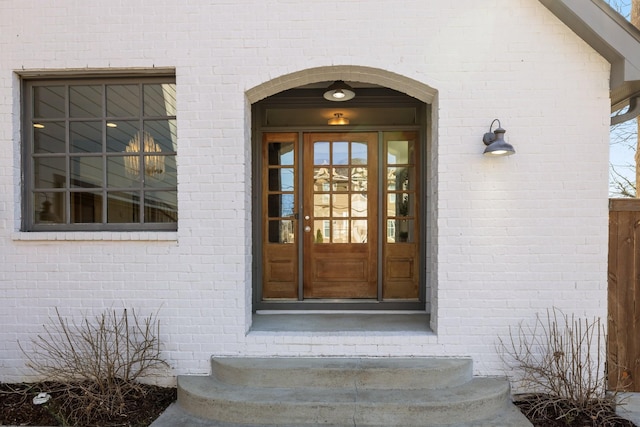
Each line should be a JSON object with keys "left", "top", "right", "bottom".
{"left": 328, "top": 113, "right": 349, "bottom": 125}
{"left": 124, "top": 131, "right": 165, "bottom": 178}
{"left": 482, "top": 119, "right": 515, "bottom": 156}
{"left": 33, "top": 123, "right": 45, "bottom": 129}
{"left": 323, "top": 80, "right": 355, "bottom": 102}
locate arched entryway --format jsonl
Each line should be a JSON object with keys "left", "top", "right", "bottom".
{"left": 249, "top": 67, "right": 437, "bottom": 312}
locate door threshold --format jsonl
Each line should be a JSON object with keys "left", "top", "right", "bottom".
{"left": 250, "top": 311, "right": 432, "bottom": 333}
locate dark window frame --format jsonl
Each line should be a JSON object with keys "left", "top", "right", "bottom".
{"left": 22, "top": 75, "right": 177, "bottom": 232}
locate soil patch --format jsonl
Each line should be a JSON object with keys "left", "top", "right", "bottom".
{"left": 514, "top": 393, "right": 637, "bottom": 427}
{"left": 0, "top": 382, "right": 175, "bottom": 426}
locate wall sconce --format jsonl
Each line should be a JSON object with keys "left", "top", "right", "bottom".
{"left": 482, "top": 119, "right": 515, "bottom": 156}
{"left": 328, "top": 113, "right": 349, "bottom": 125}
{"left": 323, "top": 80, "right": 355, "bottom": 102}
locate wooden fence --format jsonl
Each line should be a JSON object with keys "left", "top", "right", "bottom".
{"left": 608, "top": 199, "right": 640, "bottom": 391}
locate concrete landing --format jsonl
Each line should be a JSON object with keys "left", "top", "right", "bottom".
{"left": 250, "top": 312, "right": 432, "bottom": 333}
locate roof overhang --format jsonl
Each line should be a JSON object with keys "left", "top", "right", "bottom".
{"left": 538, "top": 0, "right": 640, "bottom": 113}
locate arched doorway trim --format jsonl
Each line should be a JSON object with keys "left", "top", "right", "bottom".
{"left": 246, "top": 65, "right": 437, "bottom": 105}
{"left": 247, "top": 66, "right": 438, "bottom": 326}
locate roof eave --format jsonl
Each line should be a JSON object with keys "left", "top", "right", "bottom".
{"left": 538, "top": 0, "right": 640, "bottom": 110}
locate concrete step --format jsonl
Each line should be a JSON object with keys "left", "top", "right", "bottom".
{"left": 211, "top": 357, "right": 473, "bottom": 390}
{"left": 175, "top": 357, "right": 532, "bottom": 427}
{"left": 153, "top": 401, "right": 532, "bottom": 427}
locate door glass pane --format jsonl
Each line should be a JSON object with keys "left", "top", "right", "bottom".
{"left": 268, "top": 142, "right": 294, "bottom": 166}
{"left": 268, "top": 220, "right": 295, "bottom": 244}
{"left": 332, "top": 168, "right": 349, "bottom": 191}
{"left": 333, "top": 141, "right": 349, "bottom": 165}
{"left": 351, "top": 194, "right": 367, "bottom": 217}
{"left": 268, "top": 194, "right": 294, "bottom": 218}
{"left": 332, "top": 219, "right": 349, "bottom": 243}
{"left": 314, "top": 142, "right": 330, "bottom": 165}
{"left": 313, "top": 220, "right": 328, "bottom": 243}
{"left": 352, "top": 219, "right": 367, "bottom": 243}
{"left": 388, "top": 140, "right": 412, "bottom": 164}
{"left": 388, "top": 193, "right": 411, "bottom": 217}
{"left": 350, "top": 166, "right": 367, "bottom": 191}
{"left": 313, "top": 194, "right": 329, "bottom": 217}
{"left": 331, "top": 193, "right": 349, "bottom": 217}
{"left": 388, "top": 219, "right": 414, "bottom": 243}
{"left": 387, "top": 167, "right": 412, "bottom": 190}
{"left": 269, "top": 168, "right": 294, "bottom": 191}
{"left": 314, "top": 167, "right": 330, "bottom": 188}
{"left": 352, "top": 142, "right": 367, "bottom": 163}
{"left": 268, "top": 194, "right": 284, "bottom": 218}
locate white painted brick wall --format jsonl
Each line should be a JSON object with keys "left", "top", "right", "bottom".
{"left": 0, "top": 0, "right": 610, "bottom": 383}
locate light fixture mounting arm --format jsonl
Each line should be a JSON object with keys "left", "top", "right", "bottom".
{"left": 483, "top": 119, "right": 503, "bottom": 145}
{"left": 481, "top": 118, "right": 515, "bottom": 156}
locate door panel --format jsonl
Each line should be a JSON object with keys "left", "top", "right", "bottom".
{"left": 302, "top": 133, "right": 378, "bottom": 298}
{"left": 383, "top": 132, "right": 419, "bottom": 299}
{"left": 262, "top": 133, "right": 298, "bottom": 299}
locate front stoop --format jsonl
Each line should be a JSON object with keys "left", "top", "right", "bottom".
{"left": 174, "top": 357, "right": 532, "bottom": 427}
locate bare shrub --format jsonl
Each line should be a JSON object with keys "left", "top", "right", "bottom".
{"left": 499, "top": 308, "right": 630, "bottom": 426}
{"left": 20, "top": 308, "right": 169, "bottom": 426}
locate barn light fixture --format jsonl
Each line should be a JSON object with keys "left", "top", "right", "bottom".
{"left": 323, "top": 80, "right": 355, "bottom": 102}
{"left": 482, "top": 119, "right": 515, "bottom": 156}
{"left": 328, "top": 113, "right": 349, "bottom": 125}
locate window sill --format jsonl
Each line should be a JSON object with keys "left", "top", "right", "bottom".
{"left": 11, "top": 231, "right": 178, "bottom": 242}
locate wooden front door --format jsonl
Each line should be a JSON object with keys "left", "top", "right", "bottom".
{"left": 302, "top": 132, "right": 378, "bottom": 298}
{"left": 261, "top": 131, "right": 420, "bottom": 303}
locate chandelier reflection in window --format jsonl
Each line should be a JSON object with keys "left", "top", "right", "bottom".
{"left": 124, "top": 131, "right": 165, "bottom": 178}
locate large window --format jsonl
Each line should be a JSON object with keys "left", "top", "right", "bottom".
{"left": 23, "top": 76, "right": 177, "bottom": 231}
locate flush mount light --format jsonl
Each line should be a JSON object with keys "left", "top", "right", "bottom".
{"left": 328, "top": 113, "right": 349, "bottom": 125}
{"left": 323, "top": 80, "right": 355, "bottom": 102}
{"left": 482, "top": 119, "right": 515, "bottom": 156}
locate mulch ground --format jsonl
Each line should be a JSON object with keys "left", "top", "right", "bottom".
{"left": 3, "top": 383, "right": 637, "bottom": 427}
{"left": 514, "top": 394, "right": 637, "bottom": 427}
{"left": 0, "top": 382, "right": 176, "bottom": 426}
